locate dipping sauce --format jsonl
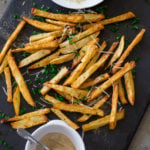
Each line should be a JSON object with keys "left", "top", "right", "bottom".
{"left": 36, "top": 133, "right": 76, "bottom": 150}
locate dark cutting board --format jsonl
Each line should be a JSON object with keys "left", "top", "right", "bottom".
{"left": 0, "top": 0, "right": 150, "bottom": 150}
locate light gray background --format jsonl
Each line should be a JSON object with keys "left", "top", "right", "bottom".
{"left": 0, "top": 0, "right": 149, "bottom": 149}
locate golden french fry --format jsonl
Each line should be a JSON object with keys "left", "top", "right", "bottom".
{"left": 53, "top": 102, "right": 104, "bottom": 117}
{"left": 71, "top": 38, "right": 100, "bottom": 69}
{"left": 0, "top": 20, "right": 26, "bottom": 64}
{"left": 78, "top": 95, "right": 109, "bottom": 122}
{"left": 89, "top": 61, "right": 136, "bottom": 101}
{"left": 118, "top": 79, "right": 128, "bottom": 105}
{"left": 80, "top": 73, "right": 110, "bottom": 89}
{"left": 23, "top": 16, "right": 63, "bottom": 31}
{"left": 44, "top": 83, "right": 88, "bottom": 99}
{"left": 6, "top": 108, "right": 50, "bottom": 122}
{"left": 4, "top": 67, "right": 12, "bottom": 102}
{"left": 60, "top": 32, "right": 100, "bottom": 54}
{"left": 124, "top": 71, "right": 135, "bottom": 105}
{"left": 51, "top": 108, "right": 79, "bottom": 130}
{"left": 41, "top": 67, "right": 69, "bottom": 95}
{"left": 0, "top": 53, "right": 8, "bottom": 74}
{"left": 19, "top": 50, "right": 51, "bottom": 68}
{"left": 11, "top": 115, "right": 48, "bottom": 129}
{"left": 105, "top": 36, "right": 124, "bottom": 70}
{"left": 82, "top": 109, "right": 125, "bottom": 132}
{"left": 13, "top": 40, "right": 58, "bottom": 53}
{"left": 46, "top": 19, "right": 76, "bottom": 27}
{"left": 109, "top": 82, "right": 119, "bottom": 130}
{"left": 64, "top": 45, "right": 98, "bottom": 85}
{"left": 28, "top": 51, "right": 60, "bottom": 69}
{"left": 7, "top": 52, "right": 36, "bottom": 107}
{"left": 50, "top": 53, "right": 75, "bottom": 64}
{"left": 71, "top": 42, "right": 118, "bottom": 89}
{"left": 112, "top": 29, "right": 146, "bottom": 73}
{"left": 13, "top": 86, "right": 20, "bottom": 116}
{"left": 32, "top": 8, "right": 83, "bottom": 23}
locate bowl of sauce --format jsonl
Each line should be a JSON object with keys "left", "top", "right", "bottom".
{"left": 25, "top": 120, "right": 85, "bottom": 150}
{"left": 52, "top": 0, "right": 104, "bottom": 9}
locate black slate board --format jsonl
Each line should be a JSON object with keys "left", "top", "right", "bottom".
{"left": 0, "top": 0, "right": 150, "bottom": 150}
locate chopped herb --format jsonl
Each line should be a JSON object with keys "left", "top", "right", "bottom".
{"left": 28, "top": 80, "right": 32, "bottom": 85}
{"left": 32, "top": 31, "right": 38, "bottom": 35}
{"left": 73, "top": 50, "right": 80, "bottom": 57}
{"left": 77, "top": 96, "right": 86, "bottom": 102}
{"left": 13, "top": 81, "right": 17, "bottom": 87}
{"left": 87, "top": 87, "right": 91, "bottom": 90}
{"left": 124, "top": 23, "right": 129, "bottom": 28}
{"left": 67, "top": 34, "right": 75, "bottom": 44}
{"left": 134, "top": 56, "right": 140, "bottom": 62}
{"left": 132, "top": 25, "right": 139, "bottom": 30}
{"left": 43, "top": 66, "right": 49, "bottom": 75}
{"left": 13, "top": 14, "right": 20, "bottom": 19}
{"left": 20, "top": 107, "right": 27, "bottom": 115}
{"left": 22, "top": 52, "right": 29, "bottom": 58}
{"left": 50, "top": 74, "right": 56, "bottom": 79}
{"left": 56, "top": 95, "right": 64, "bottom": 101}
{"left": 116, "top": 34, "right": 121, "bottom": 40}
{"left": 40, "top": 5, "right": 51, "bottom": 11}
{"left": 95, "top": 5, "right": 108, "bottom": 14}
{"left": 131, "top": 17, "right": 140, "bottom": 25}
{"left": 82, "top": 50, "right": 85, "bottom": 53}
{"left": 32, "top": 2, "right": 37, "bottom": 8}
{"left": 20, "top": 45, "right": 25, "bottom": 48}
{"left": 49, "top": 64, "right": 58, "bottom": 74}
{"left": 32, "top": 16, "right": 45, "bottom": 22}
{"left": 110, "top": 23, "right": 119, "bottom": 33}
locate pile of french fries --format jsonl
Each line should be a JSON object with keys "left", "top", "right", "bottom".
{"left": 0, "top": 8, "right": 146, "bottom": 132}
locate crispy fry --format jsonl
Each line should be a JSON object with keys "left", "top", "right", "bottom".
{"left": 60, "top": 32, "right": 100, "bottom": 54}
{"left": 106, "top": 36, "right": 124, "bottom": 70}
{"left": 118, "top": 79, "right": 128, "bottom": 105}
{"left": 78, "top": 95, "right": 109, "bottom": 122}
{"left": 46, "top": 19, "right": 76, "bottom": 27}
{"left": 23, "top": 16, "right": 63, "bottom": 31}
{"left": 80, "top": 73, "right": 110, "bottom": 89}
{"left": 124, "top": 71, "right": 135, "bottom": 105}
{"left": 88, "top": 61, "right": 136, "bottom": 101}
{"left": 7, "top": 52, "right": 35, "bottom": 107}
{"left": 0, "top": 53, "right": 8, "bottom": 74}
{"left": 71, "top": 42, "right": 117, "bottom": 89}
{"left": 13, "top": 86, "right": 20, "bottom": 116}
{"left": 64, "top": 45, "right": 98, "bottom": 85}
{"left": 112, "top": 29, "right": 146, "bottom": 73}
{"left": 4, "top": 67, "right": 12, "bottom": 102}
{"left": 109, "top": 82, "right": 119, "bottom": 130}
{"left": 19, "top": 50, "right": 51, "bottom": 68}
{"left": 51, "top": 108, "right": 79, "bottom": 130}
{"left": 11, "top": 115, "right": 48, "bottom": 129}
{"left": 0, "top": 20, "right": 26, "bottom": 64}
{"left": 41, "top": 67, "right": 69, "bottom": 95}
{"left": 82, "top": 109, "right": 125, "bottom": 132}
{"left": 6, "top": 108, "right": 50, "bottom": 122}
{"left": 53, "top": 102, "right": 104, "bottom": 116}
{"left": 13, "top": 40, "right": 58, "bottom": 53}
{"left": 28, "top": 51, "right": 60, "bottom": 69}
{"left": 44, "top": 83, "right": 88, "bottom": 99}
{"left": 32, "top": 8, "right": 83, "bottom": 23}
{"left": 50, "top": 53, "right": 75, "bottom": 64}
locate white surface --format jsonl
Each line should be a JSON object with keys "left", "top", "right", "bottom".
{"left": 52, "top": 0, "right": 104, "bottom": 9}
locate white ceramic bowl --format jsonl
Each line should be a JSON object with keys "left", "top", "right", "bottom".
{"left": 25, "top": 120, "right": 85, "bottom": 150}
{"left": 52, "top": 0, "right": 104, "bottom": 9}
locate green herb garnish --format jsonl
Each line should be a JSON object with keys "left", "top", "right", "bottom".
{"left": 95, "top": 5, "right": 108, "bottom": 14}
{"left": 134, "top": 56, "right": 140, "bottom": 62}
{"left": 56, "top": 95, "right": 64, "bottom": 101}
{"left": 110, "top": 23, "right": 119, "bottom": 33}
{"left": 132, "top": 25, "right": 139, "bottom": 30}
{"left": 131, "top": 17, "right": 140, "bottom": 25}
{"left": 116, "top": 34, "right": 121, "bottom": 40}
{"left": 13, "top": 14, "right": 20, "bottom": 19}
{"left": 32, "top": 31, "right": 38, "bottom": 35}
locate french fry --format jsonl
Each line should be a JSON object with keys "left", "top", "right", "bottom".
{"left": 41, "top": 67, "right": 69, "bottom": 95}
{"left": 28, "top": 51, "right": 60, "bottom": 69}
{"left": 88, "top": 61, "right": 136, "bottom": 101}
{"left": 109, "top": 82, "right": 119, "bottom": 130}
{"left": 0, "top": 20, "right": 26, "bottom": 64}
{"left": 71, "top": 38, "right": 100, "bottom": 69}
{"left": 60, "top": 23, "right": 103, "bottom": 48}
{"left": 0, "top": 53, "right": 8, "bottom": 74}
{"left": 6, "top": 108, "right": 50, "bottom": 122}
{"left": 11, "top": 115, "right": 48, "bottom": 129}
{"left": 32, "top": 8, "right": 83, "bottom": 23}
{"left": 78, "top": 95, "right": 109, "bottom": 122}
{"left": 13, "top": 40, "right": 58, "bottom": 53}
{"left": 112, "top": 29, "right": 146, "bottom": 73}
{"left": 13, "top": 86, "right": 20, "bottom": 116}
{"left": 118, "top": 79, "right": 128, "bottom": 105}
{"left": 64, "top": 45, "right": 98, "bottom": 85}
{"left": 23, "top": 16, "right": 63, "bottom": 31}
{"left": 50, "top": 53, "right": 75, "bottom": 64}
{"left": 46, "top": 19, "right": 76, "bottom": 27}
{"left": 7, "top": 52, "right": 36, "bottom": 107}
{"left": 53, "top": 102, "right": 104, "bottom": 117}
{"left": 19, "top": 50, "right": 51, "bottom": 68}
{"left": 124, "top": 71, "right": 135, "bottom": 105}
{"left": 60, "top": 32, "right": 100, "bottom": 54}
{"left": 44, "top": 83, "right": 88, "bottom": 99}
{"left": 71, "top": 42, "right": 118, "bottom": 89}
{"left": 44, "top": 94, "right": 61, "bottom": 104}
{"left": 80, "top": 73, "right": 110, "bottom": 89}
{"left": 4, "top": 67, "right": 12, "bottom": 102}
{"left": 82, "top": 109, "right": 125, "bottom": 132}
{"left": 51, "top": 108, "right": 79, "bottom": 130}
{"left": 105, "top": 36, "right": 125, "bottom": 70}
